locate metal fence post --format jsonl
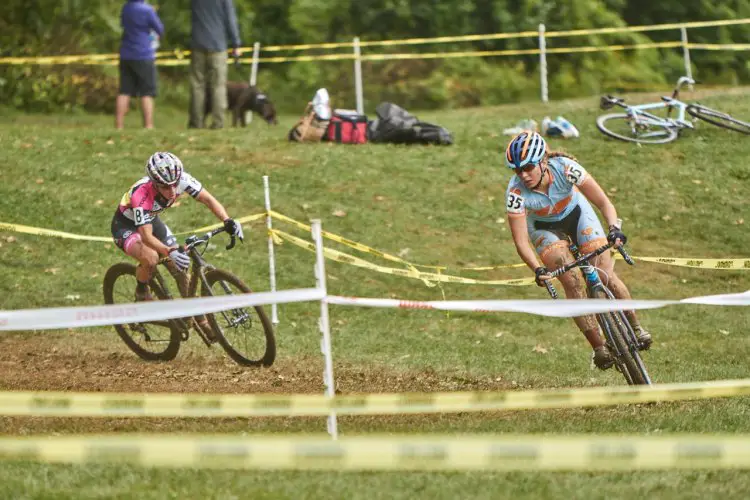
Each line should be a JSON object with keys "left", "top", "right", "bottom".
{"left": 312, "top": 219, "right": 338, "bottom": 439}
{"left": 354, "top": 36, "right": 364, "bottom": 114}
{"left": 539, "top": 23, "right": 548, "bottom": 103}
{"left": 680, "top": 26, "right": 694, "bottom": 90}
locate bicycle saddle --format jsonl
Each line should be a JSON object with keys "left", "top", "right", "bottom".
{"left": 599, "top": 95, "right": 623, "bottom": 110}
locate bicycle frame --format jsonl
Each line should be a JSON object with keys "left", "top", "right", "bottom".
{"left": 623, "top": 99, "right": 692, "bottom": 130}
{"left": 546, "top": 240, "right": 651, "bottom": 384}
{"left": 602, "top": 76, "right": 697, "bottom": 131}
{"left": 147, "top": 227, "right": 235, "bottom": 342}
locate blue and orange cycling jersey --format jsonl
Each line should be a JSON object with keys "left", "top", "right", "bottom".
{"left": 505, "top": 156, "right": 588, "bottom": 222}
{"left": 117, "top": 172, "right": 203, "bottom": 226}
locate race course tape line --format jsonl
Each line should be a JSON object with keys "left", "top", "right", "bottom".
{"left": 0, "top": 213, "right": 266, "bottom": 243}
{"left": 270, "top": 212, "right": 750, "bottom": 273}
{"left": 327, "top": 289, "right": 750, "bottom": 317}
{"left": 2, "top": 379, "right": 750, "bottom": 417}
{"left": 2, "top": 213, "right": 748, "bottom": 272}
{"left": 271, "top": 228, "right": 534, "bottom": 287}
{"left": 4, "top": 18, "right": 749, "bottom": 65}
{"left": 0, "top": 281, "right": 748, "bottom": 331}
{"left": 0, "top": 287, "right": 323, "bottom": 332}
{"left": 0, "top": 434, "right": 749, "bottom": 471}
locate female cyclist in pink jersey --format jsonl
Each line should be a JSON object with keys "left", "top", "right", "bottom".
{"left": 503, "top": 131, "right": 651, "bottom": 370}
{"left": 111, "top": 151, "right": 245, "bottom": 302}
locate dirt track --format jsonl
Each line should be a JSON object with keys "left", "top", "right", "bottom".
{"left": 0, "top": 334, "right": 511, "bottom": 435}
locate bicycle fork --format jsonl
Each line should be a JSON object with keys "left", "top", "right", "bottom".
{"left": 570, "top": 243, "right": 647, "bottom": 367}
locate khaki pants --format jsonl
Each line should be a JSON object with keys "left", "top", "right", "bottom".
{"left": 188, "top": 50, "right": 228, "bottom": 129}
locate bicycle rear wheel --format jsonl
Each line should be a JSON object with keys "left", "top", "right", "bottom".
{"left": 687, "top": 104, "right": 750, "bottom": 134}
{"left": 593, "top": 289, "right": 651, "bottom": 385}
{"left": 203, "top": 269, "right": 276, "bottom": 367}
{"left": 102, "top": 263, "right": 181, "bottom": 361}
{"left": 596, "top": 113, "right": 679, "bottom": 144}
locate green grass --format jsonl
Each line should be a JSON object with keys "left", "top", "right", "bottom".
{"left": 1, "top": 86, "right": 750, "bottom": 498}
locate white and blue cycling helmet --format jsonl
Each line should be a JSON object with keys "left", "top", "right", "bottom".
{"left": 146, "top": 152, "right": 183, "bottom": 186}
{"left": 505, "top": 131, "right": 547, "bottom": 169}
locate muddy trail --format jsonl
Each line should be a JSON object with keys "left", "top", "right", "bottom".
{"left": 0, "top": 334, "right": 513, "bottom": 436}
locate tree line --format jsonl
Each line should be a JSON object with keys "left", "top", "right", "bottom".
{"left": 1, "top": 0, "right": 749, "bottom": 112}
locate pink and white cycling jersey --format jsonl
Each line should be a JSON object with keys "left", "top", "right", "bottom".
{"left": 118, "top": 172, "right": 202, "bottom": 226}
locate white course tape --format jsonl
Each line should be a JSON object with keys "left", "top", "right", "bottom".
{"left": 0, "top": 288, "right": 324, "bottom": 331}
{"left": 327, "top": 290, "right": 750, "bottom": 317}
{"left": 2, "top": 289, "right": 748, "bottom": 331}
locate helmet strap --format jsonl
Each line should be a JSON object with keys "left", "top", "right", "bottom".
{"left": 530, "top": 163, "right": 547, "bottom": 191}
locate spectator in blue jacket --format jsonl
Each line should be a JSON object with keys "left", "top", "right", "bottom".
{"left": 188, "top": 0, "right": 241, "bottom": 129}
{"left": 116, "top": 0, "right": 164, "bottom": 129}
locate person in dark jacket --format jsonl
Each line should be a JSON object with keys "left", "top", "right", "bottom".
{"left": 188, "top": 0, "right": 241, "bottom": 129}
{"left": 116, "top": 0, "right": 164, "bottom": 129}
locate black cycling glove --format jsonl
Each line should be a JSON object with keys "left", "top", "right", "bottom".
{"left": 607, "top": 225, "right": 627, "bottom": 246}
{"left": 534, "top": 266, "right": 550, "bottom": 287}
{"left": 223, "top": 218, "right": 245, "bottom": 242}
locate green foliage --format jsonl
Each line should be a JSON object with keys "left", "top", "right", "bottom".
{"left": 2, "top": 0, "right": 750, "bottom": 111}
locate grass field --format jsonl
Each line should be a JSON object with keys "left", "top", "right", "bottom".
{"left": 1, "top": 84, "right": 750, "bottom": 499}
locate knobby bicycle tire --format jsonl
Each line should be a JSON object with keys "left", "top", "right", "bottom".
{"left": 687, "top": 104, "right": 750, "bottom": 134}
{"left": 102, "top": 263, "right": 181, "bottom": 361}
{"left": 596, "top": 113, "right": 679, "bottom": 144}
{"left": 593, "top": 288, "right": 650, "bottom": 385}
{"left": 203, "top": 269, "right": 276, "bottom": 367}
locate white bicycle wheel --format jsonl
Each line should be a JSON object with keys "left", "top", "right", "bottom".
{"left": 596, "top": 113, "right": 679, "bottom": 144}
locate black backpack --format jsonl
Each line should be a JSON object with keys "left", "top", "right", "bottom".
{"left": 368, "top": 102, "right": 453, "bottom": 145}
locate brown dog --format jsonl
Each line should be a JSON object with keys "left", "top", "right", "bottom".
{"left": 205, "top": 82, "right": 278, "bottom": 127}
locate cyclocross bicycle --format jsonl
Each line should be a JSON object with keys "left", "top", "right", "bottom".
{"left": 597, "top": 76, "right": 750, "bottom": 144}
{"left": 543, "top": 238, "right": 651, "bottom": 385}
{"left": 103, "top": 227, "right": 275, "bottom": 367}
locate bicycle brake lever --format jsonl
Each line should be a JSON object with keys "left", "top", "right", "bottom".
{"left": 544, "top": 280, "right": 558, "bottom": 299}
{"left": 226, "top": 235, "right": 236, "bottom": 250}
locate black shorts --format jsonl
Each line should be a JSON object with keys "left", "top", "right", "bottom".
{"left": 119, "top": 59, "right": 158, "bottom": 97}
{"left": 111, "top": 211, "right": 176, "bottom": 252}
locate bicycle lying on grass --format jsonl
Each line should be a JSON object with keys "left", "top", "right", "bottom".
{"left": 597, "top": 76, "right": 750, "bottom": 144}
{"left": 103, "top": 227, "right": 275, "bottom": 367}
{"left": 543, "top": 239, "right": 651, "bottom": 386}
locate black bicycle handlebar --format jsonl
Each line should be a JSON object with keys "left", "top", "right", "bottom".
{"left": 543, "top": 242, "right": 635, "bottom": 299}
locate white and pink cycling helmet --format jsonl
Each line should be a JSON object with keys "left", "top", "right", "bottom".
{"left": 145, "top": 152, "right": 183, "bottom": 186}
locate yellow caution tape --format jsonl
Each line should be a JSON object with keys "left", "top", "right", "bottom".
{"left": 1, "top": 379, "right": 749, "bottom": 417}
{"left": 4, "top": 17, "right": 750, "bottom": 66}
{"left": 269, "top": 211, "right": 446, "bottom": 271}
{"left": 272, "top": 229, "right": 534, "bottom": 286}
{"left": 0, "top": 213, "right": 266, "bottom": 243}
{"left": 688, "top": 43, "right": 750, "bottom": 51}
{"left": 184, "top": 213, "right": 266, "bottom": 234}
{"left": 632, "top": 256, "right": 750, "bottom": 270}
{"left": 0, "top": 434, "right": 748, "bottom": 471}
{"left": 0, "top": 222, "right": 111, "bottom": 242}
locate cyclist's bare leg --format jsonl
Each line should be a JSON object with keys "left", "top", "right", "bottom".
{"left": 541, "top": 244, "right": 603, "bottom": 349}
{"left": 592, "top": 250, "right": 642, "bottom": 327}
{"left": 592, "top": 250, "right": 651, "bottom": 348}
{"left": 124, "top": 239, "right": 159, "bottom": 300}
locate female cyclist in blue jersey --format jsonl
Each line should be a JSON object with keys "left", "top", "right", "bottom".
{"left": 111, "top": 152, "right": 245, "bottom": 303}
{"left": 503, "top": 131, "right": 651, "bottom": 370}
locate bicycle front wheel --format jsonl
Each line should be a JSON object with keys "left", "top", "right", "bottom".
{"left": 687, "top": 104, "right": 750, "bottom": 134}
{"left": 102, "top": 263, "right": 181, "bottom": 361}
{"left": 596, "top": 113, "right": 679, "bottom": 144}
{"left": 593, "top": 289, "right": 651, "bottom": 385}
{"left": 203, "top": 269, "right": 276, "bottom": 367}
